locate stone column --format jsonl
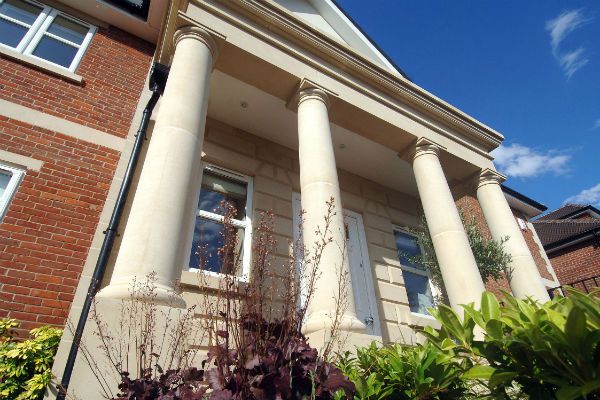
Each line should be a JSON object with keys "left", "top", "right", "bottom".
{"left": 477, "top": 169, "right": 550, "bottom": 301}
{"left": 411, "top": 138, "right": 486, "bottom": 314}
{"left": 98, "top": 27, "right": 218, "bottom": 307}
{"left": 295, "top": 86, "right": 366, "bottom": 335}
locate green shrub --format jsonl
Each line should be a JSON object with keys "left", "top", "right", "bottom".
{"left": 0, "top": 318, "right": 62, "bottom": 400}
{"left": 337, "top": 341, "right": 469, "bottom": 399}
{"left": 423, "top": 289, "right": 600, "bottom": 400}
{"left": 342, "top": 290, "right": 600, "bottom": 400}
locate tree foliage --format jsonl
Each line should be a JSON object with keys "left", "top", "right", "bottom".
{"left": 0, "top": 318, "right": 62, "bottom": 400}
{"left": 409, "top": 212, "right": 513, "bottom": 292}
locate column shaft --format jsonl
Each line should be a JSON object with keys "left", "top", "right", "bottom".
{"left": 98, "top": 27, "right": 217, "bottom": 306}
{"left": 411, "top": 139, "right": 486, "bottom": 314}
{"left": 296, "top": 88, "right": 366, "bottom": 335}
{"left": 477, "top": 170, "right": 550, "bottom": 301}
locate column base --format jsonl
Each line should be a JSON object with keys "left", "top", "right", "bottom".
{"left": 305, "top": 328, "right": 382, "bottom": 354}
{"left": 96, "top": 277, "right": 186, "bottom": 309}
{"left": 302, "top": 311, "right": 367, "bottom": 336}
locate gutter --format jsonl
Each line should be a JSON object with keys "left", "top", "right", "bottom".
{"left": 55, "top": 62, "right": 169, "bottom": 400}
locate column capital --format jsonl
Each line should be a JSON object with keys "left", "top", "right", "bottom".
{"left": 400, "top": 137, "right": 446, "bottom": 163}
{"left": 174, "top": 26, "right": 219, "bottom": 62}
{"left": 478, "top": 168, "right": 506, "bottom": 188}
{"left": 288, "top": 78, "right": 336, "bottom": 110}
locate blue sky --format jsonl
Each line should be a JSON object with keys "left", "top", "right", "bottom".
{"left": 338, "top": 0, "right": 600, "bottom": 212}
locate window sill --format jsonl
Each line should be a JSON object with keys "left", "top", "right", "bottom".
{"left": 0, "top": 46, "right": 83, "bottom": 85}
{"left": 409, "top": 312, "right": 441, "bottom": 330}
{"left": 180, "top": 270, "right": 249, "bottom": 291}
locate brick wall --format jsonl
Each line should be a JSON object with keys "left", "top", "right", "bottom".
{"left": 548, "top": 239, "right": 600, "bottom": 287}
{"left": 455, "top": 194, "right": 512, "bottom": 297}
{"left": 0, "top": 25, "right": 152, "bottom": 337}
{"left": 0, "top": 26, "right": 153, "bottom": 138}
{"left": 0, "top": 118, "right": 120, "bottom": 336}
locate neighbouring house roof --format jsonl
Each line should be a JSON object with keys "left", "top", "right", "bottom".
{"left": 533, "top": 203, "right": 600, "bottom": 251}
{"left": 536, "top": 204, "right": 600, "bottom": 221}
{"left": 533, "top": 219, "right": 600, "bottom": 248}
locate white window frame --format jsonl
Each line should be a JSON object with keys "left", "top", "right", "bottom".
{"left": 0, "top": 0, "right": 96, "bottom": 72}
{"left": 188, "top": 164, "right": 254, "bottom": 281}
{"left": 393, "top": 226, "right": 437, "bottom": 318}
{"left": 0, "top": 163, "right": 25, "bottom": 221}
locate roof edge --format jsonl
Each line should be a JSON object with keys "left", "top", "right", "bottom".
{"left": 501, "top": 185, "right": 547, "bottom": 212}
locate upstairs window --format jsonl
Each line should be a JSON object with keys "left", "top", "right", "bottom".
{"left": 0, "top": 0, "right": 95, "bottom": 72}
{"left": 0, "top": 163, "right": 24, "bottom": 221}
{"left": 394, "top": 228, "right": 435, "bottom": 315}
{"left": 188, "top": 166, "right": 253, "bottom": 278}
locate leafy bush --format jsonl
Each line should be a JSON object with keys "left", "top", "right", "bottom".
{"left": 342, "top": 290, "right": 600, "bottom": 400}
{"left": 423, "top": 289, "right": 600, "bottom": 400}
{"left": 337, "top": 341, "right": 468, "bottom": 400}
{"left": 0, "top": 318, "right": 62, "bottom": 400}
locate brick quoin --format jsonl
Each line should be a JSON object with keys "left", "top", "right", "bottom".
{"left": 0, "top": 26, "right": 153, "bottom": 139}
{"left": 548, "top": 239, "right": 600, "bottom": 288}
{"left": 0, "top": 26, "right": 153, "bottom": 337}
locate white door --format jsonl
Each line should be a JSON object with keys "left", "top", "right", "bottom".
{"left": 292, "top": 194, "right": 381, "bottom": 336}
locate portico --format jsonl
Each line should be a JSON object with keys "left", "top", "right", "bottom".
{"left": 99, "top": 16, "right": 550, "bottom": 336}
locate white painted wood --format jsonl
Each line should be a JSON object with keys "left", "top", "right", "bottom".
{"left": 0, "top": 163, "right": 25, "bottom": 221}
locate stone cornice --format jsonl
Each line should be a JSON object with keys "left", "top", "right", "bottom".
{"left": 190, "top": 0, "right": 504, "bottom": 154}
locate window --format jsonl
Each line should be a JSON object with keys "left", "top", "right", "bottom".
{"left": 0, "top": 0, "right": 95, "bottom": 72}
{"left": 0, "top": 163, "right": 24, "bottom": 221}
{"left": 188, "top": 166, "right": 253, "bottom": 278}
{"left": 394, "top": 228, "right": 435, "bottom": 315}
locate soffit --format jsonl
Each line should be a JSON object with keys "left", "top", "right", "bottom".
{"left": 56, "top": 0, "right": 168, "bottom": 42}
{"left": 207, "top": 70, "right": 419, "bottom": 196}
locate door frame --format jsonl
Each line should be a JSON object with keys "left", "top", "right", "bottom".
{"left": 292, "top": 193, "right": 381, "bottom": 336}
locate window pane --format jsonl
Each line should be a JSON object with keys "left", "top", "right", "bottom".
{"left": 189, "top": 218, "right": 244, "bottom": 274}
{"left": 403, "top": 270, "right": 434, "bottom": 315}
{"left": 0, "top": 18, "right": 27, "bottom": 47}
{"left": 198, "top": 171, "right": 247, "bottom": 220}
{"left": 47, "top": 15, "right": 87, "bottom": 44}
{"left": 0, "top": 171, "right": 12, "bottom": 198}
{"left": 394, "top": 230, "right": 425, "bottom": 270}
{"left": 31, "top": 35, "right": 77, "bottom": 67}
{"left": 0, "top": 0, "right": 43, "bottom": 25}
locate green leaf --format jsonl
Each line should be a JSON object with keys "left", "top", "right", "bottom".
{"left": 564, "top": 307, "right": 587, "bottom": 348}
{"left": 463, "top": 365, "right": 495, "bottom": 380}
{"left": 489, "top": 371, "right": 518, "bottom": 388}
{"left": 481, "top": 292, "right": 500, "bottom": 321}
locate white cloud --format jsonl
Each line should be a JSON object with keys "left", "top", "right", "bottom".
{"left": 564, "top": 183, "right": 600, "bottom": 206}
{"left": 594, "top": 118, "right": 600, "bottom": 129}
{"left": 491, "top": 143, "right": 571, "bottom": 178}
{"left": 545, "top": 9, "right": 591, "bottom": 79}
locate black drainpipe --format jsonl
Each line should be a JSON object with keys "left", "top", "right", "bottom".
{"left": 56, "top": 62, "right": 169, "bottom": 400}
